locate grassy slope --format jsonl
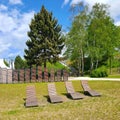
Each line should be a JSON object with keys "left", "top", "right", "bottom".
{"left": 0, "top": 81, "right": 120, "bottom": 120}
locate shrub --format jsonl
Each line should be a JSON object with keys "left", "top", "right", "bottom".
{"left": 90, "top": 66, "right": 108, "bottom": 77}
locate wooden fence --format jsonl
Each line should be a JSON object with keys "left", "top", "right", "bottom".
{"left": 0, "top": 67, "right": 69, "bottom": 84}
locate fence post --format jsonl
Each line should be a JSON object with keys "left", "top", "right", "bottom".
{"left": 63, "top": 70, "right": 69, "bottom": 81}
{"left": 0, "top": 68, "right": 2, "bottom": 83}
{"left": 57, "top": 70, "right": 62, "bottom": 82}
{"left": 2, "top": 68, "right": 7, "bottom": 83}
{"left": 44, "top": 68, "right": 48, "bottom": 82}
{"left": 7, "top": 69, "right": 12, "bottom": 84}
{"left": 50, "top": 69, "right": 55, "bottom": 82}
{"left": 38, "top": 66, "right": 42, "bottom": 82}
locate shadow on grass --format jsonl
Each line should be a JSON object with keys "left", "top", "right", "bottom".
{"left": 43, "top": 95, "right": 50, "bottom": 103}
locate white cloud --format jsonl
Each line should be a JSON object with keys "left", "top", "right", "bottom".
{"left": 63, "top": 0, "right": 70, "bottom": 6}
{"left": 0, "top": 41, "right": 11, "bottom": 54}
{"left": 0, "top": 13, "right": 17, "bottom": 32}
{"left": 70, "top": 0, "right": 109, "bottom": 6}
{"left": 0, "top": 4, "right": 8, "bottom": 11}
{"left": 0, "top": 6, "right": 35, "bottom": 58}
{"left": 115, "top": 21, "right": 120, "bottom": 26}
{"left": 70, "top": 0, "right": 82, "bottom": 5}
{"left": 9, "top": 0, "right": 23, "bottom": 5}
{"left": 63, "top": 0, "right": 120, "bottom": 25}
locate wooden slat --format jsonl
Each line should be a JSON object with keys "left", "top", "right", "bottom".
{"left": 65, "top": 81, "right": 75, "bottom": 93}
{"left": 25, "top": 85, "right": 38, "bottom": 107}
{"left": 38, "top": 66, "right": 42, "bottom": 82}
{"left": 65, "top": 81, "right": 84, "bottom": 100}
{"left": 31, "top": 68, "right": 36, "bottom": 82}
{"left": 44, "top": 68, "right": 48, "bottom": 82}
{"left": 49, "top": 69, "right": 55, "bottom": 82}
{"left": 57, "top": 70, "right": 61, "bottom": 82}
{"left": 81, "top": 80, "right": 101, "bottom": 96}
{"left": 7, "top": 69, "right": 12, "bottom": 83}
{"left": 13, "top": 70, "right": 18, "bottom": 83}
{"left": 19, "top": 69, "right": 24, "bottom": 83}
{"left": 63, "top": 70, "right": 68, "bottom": 81}
{"left": 48, "top": 83, "right": 63, "bottom": 103}
{"left": 25, "top": 69, "right": 30, "bottom": 83}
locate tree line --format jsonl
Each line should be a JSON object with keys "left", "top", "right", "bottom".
{"left": 64, "top": 2, "right": 120, "bottom": 76}
{"left": 14, "top": 3, "right": 120, "bottom": 76}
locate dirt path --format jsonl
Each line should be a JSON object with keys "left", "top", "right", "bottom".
{"left": 68, "top": 77, "right": 120, "bottom": 81}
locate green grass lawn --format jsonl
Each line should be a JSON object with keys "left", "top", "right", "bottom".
{"left": 107, "top": 74, "right": 120, "bottom": 78}
{"left": 0, "top": 81, "right": 120, "bottom": 120}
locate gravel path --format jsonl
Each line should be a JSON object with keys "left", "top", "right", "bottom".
{"left": 68, "top": 77, "right": 120, "bottom": 81}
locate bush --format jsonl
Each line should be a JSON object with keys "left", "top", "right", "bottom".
{"left": 46, "top": 62, "right": 69, "bottom": 71}
{"left": 90, "top": 66, "right": 108, "bottom": 77}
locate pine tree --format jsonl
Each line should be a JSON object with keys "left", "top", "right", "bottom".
{"left": 14, "top": 55, "right": 25, "bottom": 69}
{"left": 24, "top": 5, "right": 64, "bottom": 67}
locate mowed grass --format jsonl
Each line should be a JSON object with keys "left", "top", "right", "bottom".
{"left": 0, "top": 81, "right": 120, "bottom": 120}
{"left": 108, "top": 74, "right": 120, "bottom": 78}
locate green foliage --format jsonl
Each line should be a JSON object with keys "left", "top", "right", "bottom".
{"left": 46, "top": 62, "right": 67, "bottom": 71}
{"left": 107, "top": 51, "right": 120, "bottom": 67}
{"left": 24, "top": 5, "right": 65, "bottom": 67}
{"left": 38, "top": 62, "right": 68, "bottom": 71}
{"left": 87, "top": 3, "right": 117, "bottom": 70}
{"left": 90, "top": 66, "right": 108, "bottom": 77}
{"left": 65, "top": 2, "right": 89, "bottom": 76}
{"left": 65, "top": 2, "right": 120, "bottom": 76}
{"left": 14, "top": 55, "right": 28, "bottom": 69}
{"left": 3, "top": 59, "right": 9, "bottom": 67}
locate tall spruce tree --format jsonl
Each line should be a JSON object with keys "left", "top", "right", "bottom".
{"left": 24, "top": 6, "right": 64, "bottom": 67}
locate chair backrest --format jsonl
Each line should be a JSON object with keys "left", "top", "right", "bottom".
{"left": 81, "top": 80, "right": 91, "bottom": 91}
{"left": 65, "top": 81, "right": 75, "bottom": 93}
{"left": 25, "top": 85, "right": 38, "bottom": 107}
{"left": 48, "top": 83, "right": 57, "bottom": 96}
{"left": 26, "top": 85, "right": 36, "bottom": 96}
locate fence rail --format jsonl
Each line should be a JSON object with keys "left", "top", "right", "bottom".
{"left": 0, "top": 67, "right": 69, "bottom": 84}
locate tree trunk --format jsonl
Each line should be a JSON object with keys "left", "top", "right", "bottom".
{"left": 78, "top": 58, "right": 81, "bottom": 76}
{"left": 81, "top": 49, "right": 84, "bottom": 76}
{"left": 90, "top": 58, "right": 94, "bottom": 74}
{"left": 95, "top": 59, "right": 99, "bottom": 69}
{"left": 44, "top": 48, "right": 47, "bottom": 68}
{"left": 44, "top": 60, "right": 46, "bottom": 68}
{"left": 109, "top": 56, "right": 112, "bottom": 74}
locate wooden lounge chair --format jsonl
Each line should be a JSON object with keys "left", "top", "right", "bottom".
{"left": 48, "top": 83, "right": 63, "bottom": 103}
{"left": 81, "top": 80, "right": 101, "bottom": 97}
{"left": 25, "top": 85, "right": 38, "bottom": 107}
{"left": 65, "top": 81, "right": 84, "bottom": 100}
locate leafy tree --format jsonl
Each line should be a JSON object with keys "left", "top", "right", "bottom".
{"left": 113, "top": 51, "right": 120, "bottom": 73}
{"left": 65, "top": 2, "right": 89, "bottom": 76}
{"left": 24, "top": 5, "right": 64, "bottom": 68}
{"left": 65, "top": 2, "right": 119, "bottom": 76}
{"left": 87, "top": 3, "right": 117, "bottom": 73}
{"left": 115, "top": 26, "right": 120, "bottom": 52}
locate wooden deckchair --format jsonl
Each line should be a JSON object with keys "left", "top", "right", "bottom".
{"left": 81, "top": 80, "right": 101, "bottom": 97}
{"left": 48, "top": 83, "right": 63, "bottom": 103}
{"left": 25, "top": 85, "right": 38, "bottom": 107}
{"left": 65, "top": 81, "right": 84, "bottom": 100}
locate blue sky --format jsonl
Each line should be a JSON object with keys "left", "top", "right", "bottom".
{"left": 0, "top": 0, "right": 120, "bottom": 59}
